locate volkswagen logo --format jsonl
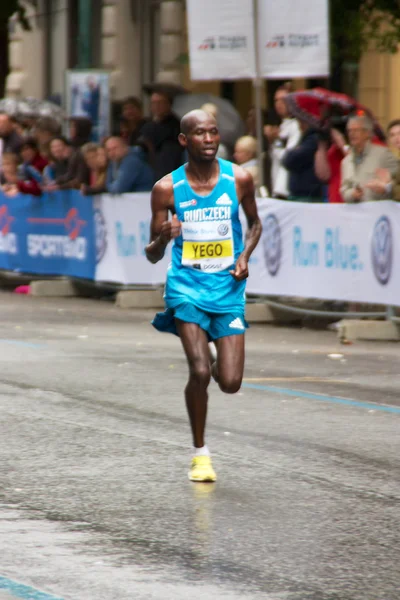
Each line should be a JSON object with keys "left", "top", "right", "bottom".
{"left": 263, "top": 214, "right": 281, "bottom": 276}
{"left": 217, "top": 223, "right": 229, "bottom": 236}
{"left": 371, "top": 216, "right": 392, "bottom": 285}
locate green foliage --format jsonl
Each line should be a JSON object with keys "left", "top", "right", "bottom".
{"left": 331, "top": 0, "right": 400, "bottom": 61}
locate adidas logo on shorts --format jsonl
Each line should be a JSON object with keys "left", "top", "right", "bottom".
{"left": 229, "top": 317, "right": 245, "bottom": 330}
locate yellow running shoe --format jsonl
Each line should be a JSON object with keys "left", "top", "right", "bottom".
{"left": 188, "top": 456, "right": 217, "bottom": 482}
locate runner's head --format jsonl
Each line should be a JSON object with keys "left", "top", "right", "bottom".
{"left": 179, "top": 110, "right": 220, "bottom": 163}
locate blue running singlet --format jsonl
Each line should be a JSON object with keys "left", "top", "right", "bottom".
{"left": 164, "top": 158, "right": 246, "bottom": 314}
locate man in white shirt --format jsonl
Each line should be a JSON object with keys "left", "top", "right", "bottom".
{"left": 340, "top": 115, "right": 398, "bottom": 202}
{"left": 264, "top": 86, "right": 301, "bottom": 198}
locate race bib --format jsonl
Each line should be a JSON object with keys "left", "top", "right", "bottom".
{"left": 181, "top": 220, "right": 234, "bottom": 272}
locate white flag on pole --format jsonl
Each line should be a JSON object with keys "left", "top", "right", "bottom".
{"left": 186, "top": 0, "right": 256, "bottom": 81}
{"left": 258, "top": 0, "right": 329, "bottom": 79}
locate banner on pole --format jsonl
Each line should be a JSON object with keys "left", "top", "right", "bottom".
{"left": 259, "top": 0, "right": 329, "bottom": 79}
{"left": 186, "top": 0, "right": 256, "bottom": 81}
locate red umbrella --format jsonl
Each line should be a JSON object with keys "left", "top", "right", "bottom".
{"left": 285, "top": 88, "right": 386, "bottom": 142}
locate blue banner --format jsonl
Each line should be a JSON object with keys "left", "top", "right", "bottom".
{"left": 0, "top": 190, "right": 95, "bottom": 279}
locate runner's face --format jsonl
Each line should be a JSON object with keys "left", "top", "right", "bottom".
{"left": 185, "top": 118, "right": 220, "bottom": 162}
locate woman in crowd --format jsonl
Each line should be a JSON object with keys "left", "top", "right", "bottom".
{"left": 43, "top": 136, "right": 89, "bottom": 191}
{"left": 80, "top": 143, "right": 108, "bottom": 195}
{"left": 233, "top": 135, "right": 259, "bottom": 188}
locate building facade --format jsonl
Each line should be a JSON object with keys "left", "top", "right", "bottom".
{"left": 7, "top": 0, "right": 184, "bottom": 104}
{"left": 6, "top": 0, "right": 400, "bottom": 128}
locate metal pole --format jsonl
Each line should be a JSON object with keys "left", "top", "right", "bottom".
{"left": 78, "top": 0, "right": 92, "bottom": 68}
{"left": 252, "top": 0, "right": 264, "bottom": 189}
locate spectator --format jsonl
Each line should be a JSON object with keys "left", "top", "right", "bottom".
{"left": 69, "top": 117, "right": 93, "bottom": 148}
{"left": 34, "top": 117, "right": 62, "bottom": 159}
{"left": 119, "top": 117, "right": 131, "bottom": 143}
{"left": 263, "top": 109, "right": 282, "bottom": 195}
{"left": 340, "top": 115, "right": 398, "bottom": 202}
{"left": 264, "top": 84, "right": 301, "bottom": 198}
{"left": 80, "top": 143, "right": 108, "bottom": 195}
{"left": 282, "top": 119, "right": 323, "bottom": 202}
{"left": 19, "top": 138, "right": 48, "bottom": 195}
{"left": 245, "top": 106, "right": 266, "bottom": 139}
{"left": 20, "top": 137, "right": 48, "bottom": 175}
{"left": 11, "top": 116, "right": 28, "bottom": 139}
{"left": 0, "top": 113, "right": 24, "bottom": 166}
{"left": 234, "top": 136, "right": 259, "bottom": 187}
{"left": 0, "top": 152, "right": 42, "bottom": 197}
{"left": 105, "top": 136, "right": 154, "bottom": 193}
{"left": 140, "top": 92, "right": 183, "bottom": 180}
{"left": 43, "top": 136, "right": 89, "bottom": 191}
{"left": 0, "top": 153, "right": 20, "bottom": 196}
{"left": 387, "top": 119, "right": 400, "bottom": 158}
{"left": 201, "top": 103, "right": 229, "bottom": 159}
{"left": 43, "top": 137, "right": 70, "bottom": 188}
{"left": 121, "top": 96, "right": 147, "bottom": 145}
{"left": 314, "top": 128, "right": 349, "bottom": 203}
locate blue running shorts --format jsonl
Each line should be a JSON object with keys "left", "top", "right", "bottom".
{"left": 152, "top": 302, "right": 248, "bottom": 341}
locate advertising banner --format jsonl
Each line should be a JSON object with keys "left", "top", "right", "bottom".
{"left": 247, "top": 199, "right": 400, "bottom": 306}
{"left": 94, "top": 194, "right": 171, "bottom": 285}
{"left": 258, "top": 0, "right": 329, "bottom": 78}
{"left": 186, "top": 0, "right": 256, "bottom": 80}
{"left": 1, "top": 190, "right": 398, "bottom": 308}
{"left": 0, "top": 191, "right": 95, "bottom": 279}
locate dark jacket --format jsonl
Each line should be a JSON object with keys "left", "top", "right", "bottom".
{"left": 282, "top": 128, "right": 323, "bottom": 201}
{"left": 56, "top": 149, "right": 90, "bottom": 189}
{"left": 140, "top": 113, "right": 183, "bottom": 180}
{"left": 106, "top": 148, "right": 154, "bottom": 193}
{"left": 2, "top": 130, "right": 24, "bottom": 154}
{"left": 69, "top": 117, "right": 93, "bottom": 148}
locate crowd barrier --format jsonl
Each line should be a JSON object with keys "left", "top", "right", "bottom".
{"left": 0, "top": 190, "right": 399, "bottom": 308}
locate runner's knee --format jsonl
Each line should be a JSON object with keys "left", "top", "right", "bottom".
{"left": 189, "top": 360, "right": 211, "bottom": 387}
{"left": 218, "top": 375, "right": 242, "bottom": 394}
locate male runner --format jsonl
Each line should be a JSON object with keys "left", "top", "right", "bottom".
{"left": 145, "top": 110, "right": 262, "bottom": 482}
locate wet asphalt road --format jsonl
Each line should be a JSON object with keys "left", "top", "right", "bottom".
{"left": 0, "top": 291, "right": 399, "bottom": 600}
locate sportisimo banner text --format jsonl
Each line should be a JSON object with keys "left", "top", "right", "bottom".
{"left": 0, "top": 190, "right": 95, "bottom": 279}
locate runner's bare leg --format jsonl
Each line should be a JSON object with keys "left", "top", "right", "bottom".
{"left": 214, "top": 335, "right": 245, "bottom": 394}
{"left": 176, "top": 320, "right": 211, "bottom": 448}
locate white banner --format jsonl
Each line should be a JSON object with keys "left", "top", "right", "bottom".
{"left": 186, "top": 0, "right": 256, "bottom": 81}
{"left": 94, "top": 194, "right": 171, "bottom": 285}
{"left": 94, "top": 193, "right": 400, "bottom": 307}
{"left": 258, "top": 0, "right": 329, "bottom": 79}
{"left": 247, "top": 199, "right": 400, "bottom": 306}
